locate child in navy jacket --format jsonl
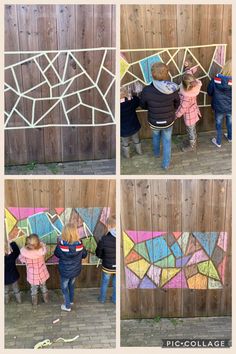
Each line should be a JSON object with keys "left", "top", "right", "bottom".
{"left": 54, "top": 223, "right": 87, "bottom": 311}
{"left": 5, "top": 241, "right": 21, "bottom": 304}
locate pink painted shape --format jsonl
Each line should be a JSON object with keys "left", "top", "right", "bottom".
{"left": 126, "top": 230, "right": 166, "bottom": 243}
{"left": 8, "top": 207, "right": 49, "bottom": 220}
{"left": 187, "top": 249, "right": 209, "bottom": 266}
{"left": 164, "top": 270, "right": 187, "bottom": 288}
{"left": 125, "top": 267, "right": 141, "bottom": 288}
{"left": 217, "top": 232, "right": 228, "bottom": 252}
{"left": 214, "top": 46, "right": 225, "bottom": 66}
{"left": 100, "top": 207, "right": 110, "bottom": 225}
{"left": 147, "top": 265, "right": 161, "bottom": 286}
{"left": 218, "top": 256, "right": 226, "bottom": 284}
{"left": 173, "top": 232, "right": 182, "bottom": 239}
{"left": 54, "top": 208, "right": 64, "bottom": 215}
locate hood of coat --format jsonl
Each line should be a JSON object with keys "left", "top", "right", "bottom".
{"left": 179, "top": 79, "right": 202, "bottom": 97}
{"left": 214, "top": 74, "right": 232, "bottom": 92}
{"left": 152, "top": 80, "right": 179, "bottom": 94}
{"left": 20, "top": 246, "right": 46, "bottom": 259}
{"left": 59, "top": 240, "right": 84, "bottom": 258}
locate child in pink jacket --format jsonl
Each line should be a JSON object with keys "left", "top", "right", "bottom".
{"left": 175, "top": 62, "right": 202, "bottom": 152}
{"left": 19, "top": 234, "right": 49, "bottom": 306}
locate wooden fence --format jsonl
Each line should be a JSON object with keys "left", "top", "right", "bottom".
{"left": 121, "top": 179, "right": 231, "bottom": 318}
{"left": 5, "top": 5, "right": 116, "bottom": 165}
{"left": 121, "top": 4, "right": 232, "bottom": 139}
{"left": 5, "top": 179, "right": 116, "bottom": 289}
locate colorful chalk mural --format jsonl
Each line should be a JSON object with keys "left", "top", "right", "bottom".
{"left": 123, "top": 231, "right": 228, "bottom": 289}
{"left": 5, "top": 207, "right": 110, "bottom": 264}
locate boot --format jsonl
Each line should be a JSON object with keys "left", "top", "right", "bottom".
{"left": 32, "top": 294, "right": 38, "bottom": 306}
{"left": 5, "top": 293, "right": 10, "bottom": 304}
{"left": 42, "top": 291, "right": 49, "bottom": 304}
{"left": 134, "top": 142, "right": 143, "bottom": 155}
{"left": 182, "top": 140, "right": 196, "bottom": 152}
{"left": 122, "top": 145, "right": 130, "bottom": 158}
{"left": 15, "top": 292, "right": 22, "bottom": 304}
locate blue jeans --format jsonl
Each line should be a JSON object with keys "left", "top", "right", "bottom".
{"left": 152, "top": 126, "right": 173, "bottom": 168}
{"left": 99, "top": 271, "right": 116, "bottom": 304}
{"left": 215, "top": 112, "right": 232, "bottom": 145}
{"left": 60, "top": 276, "right": 76, "bottom": 309}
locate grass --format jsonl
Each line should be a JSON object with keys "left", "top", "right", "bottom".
{"left": 47, "top": 163, "right": 59, "bottom": 174}
{"left": 153, "top": 316, "right": 161, "bottom": 323}
{"left": 24, "top": 161, "right": 37, "bottom": 172}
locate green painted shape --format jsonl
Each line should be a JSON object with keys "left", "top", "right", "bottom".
{"left": 198, "top": 260, "right": 220, "bottom": 280}
{"left": 177, "top": 232, "right": 189, "bottom": 254}
{"left": 82, "top": 236, "right": 97, "bottom": 254}
{"left": 40, "top": 230, "right": 58, "bottom": 245}
{"left": 208, "top": 278, "right": 223, "bottom": 289}
{"left": 15, "top": 235, "right": 26, "bottom": 248}
{"left": 154, "top": 254, "right": 175, "bottom": 267}
{"left": 134, "top": 241, "right": 150, "bottom": 262}
{"left": 18, "top": 219, "right": 29, "bottom": 230}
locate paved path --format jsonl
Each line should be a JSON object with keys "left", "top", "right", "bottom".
{"left": 121, "top": 317, "right": 231, "bottom": 347}
{"left": 5, "top": 288, "right": 116, "bottom": 349}
{"left": 121, "top": 131, "right": 231, "bottom": 175}
{"left": 5, "top": 159, "right": 116, "bottom": 175}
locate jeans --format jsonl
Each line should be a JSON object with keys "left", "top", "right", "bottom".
{"left": 121, "top": 132, "right": 140, "bottom": 147}
{"left": 152, "top": 126, "right": 173, "bottom": 168}
{"left": 186, "top": 124, "right": 197, "bottom": 143}
{"left": 5, "top": 281, "right": 20, "bottom": 296}
{"left": 99, "top": 271, "right": 116, "bottom": 304}
{"left": 215, "top": 112, "right": 232, "bottom": 145}
{"left": 60, "top": 276, "right": 76, "bottom": 309}
{"left": 31, "top": 282, "right": 48, "bottom": 296}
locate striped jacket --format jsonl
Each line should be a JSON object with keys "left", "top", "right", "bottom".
{"left": 207, "top": 74, "right": 232, "bottom": 113}
{"left": 54, "top": 240, "right": 87, "bottom": 279}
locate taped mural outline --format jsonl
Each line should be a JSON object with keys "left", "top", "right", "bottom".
{"left": 4, "top": 47, "right": 116, "bottom": 129}
{"left": 120, "top": 44, "right": 227, "bottom": 109}
{"left": 123, "top": 231, "right": 228, "bottom": 289}
{"left": 5, "top": 207, "right": 111, "bottom": 265}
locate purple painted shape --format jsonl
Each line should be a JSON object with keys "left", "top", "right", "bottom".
{"left": 139, "top": 276, "right": 156, "bottom": 289}
{"left": 187, "top": 249, "right": 209, "bottom": 266}
{"left": 8, "top": 207, "right": 49, "bottom": 220}
{"left": 214, "top": 46, "right": 225, "bottom": 66}
{"left": 47, "top": 254, "right": 59, "bottom": 264}
{"left": 217, "top": 232, "right": 227, "bottom": 251}
{"left": 125, "top": 267, "right": 141, "bottom": 288}
{"left": 163, "top": 270, "right": 188, "bottom": 288}
{"left": 126, "top": 230, "right": 166, "bottom": 243}
{"left": 176, "top": 255, "right": 191, "bottom": 267}
{"left": 100, "top": 207, "right": 110, "bottom": 225}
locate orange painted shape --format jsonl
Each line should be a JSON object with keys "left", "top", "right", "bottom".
{"left": 172, "top": 232, "right": 182, "bottom": 239}
{"left": 187, "top": 273, "right": 208, "bottom": 289}
{"left": 125, "top": 250, "right": 142, "bottom": 264}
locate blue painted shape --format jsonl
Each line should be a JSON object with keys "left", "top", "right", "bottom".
{"left": 171, "top": 242, "right": 183, "bottom": 258}
{"left": 139, "top": 276, "right": 156, "bottom": 289}
{"left": 28, "top": 213, "right": 54, "bottom": 237}
{"left": 176, "top": 255, "right": 191, "bottom": 267}
{"left": 53, "top": 218, "right": 63, "bottom": 232}
{"left": 146, "top": 237, "right": 170, "bottom": 263}
{"left": 193, "top": 232, "right": 218, "bottom": 256}
{"left": 139, "top": 55, "right": 162, "bottom": 83}
{"left": 75, "top": 208, "right": 102, "bottom": 233}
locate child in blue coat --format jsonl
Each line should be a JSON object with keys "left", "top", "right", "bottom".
{"left": 54, "top": 223, "right": 87, "bottom": 311}
{"left": 207, "top": 60, "right": 232, "bottom": 147}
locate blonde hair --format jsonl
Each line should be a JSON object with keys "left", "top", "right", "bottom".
{"left": 221, "top": 60, "right": 232, "bottom": 76}
{"left": 120, "top": 86, "right": 128, "bottom": 99}
{"left": 107, "top": 214, "right": 116, "bottom": 229}
{"left": 151, "top": 62, "right": 169, "bottom": 81}
{"left": 182, "top": 73, "right": 197, "bottom": 91}
{"left": 62, "top": 223, "right": 80, "bottom": 243}
{"left": 25, "top": 234, "right": 41, "bottom": 250}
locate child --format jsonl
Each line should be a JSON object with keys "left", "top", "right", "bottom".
{"left": 207, "top": 59, "right": 232, "bottom": 147}
{"left": 140, "top": 62, "right": 180, "bottom": 169}
{"left": 19, "top": 234, "right": 49, "bottom": 306}
{"left": 120, "top": 86, "right": 142, "bottom": 158}
{"left": 175, "top": 61, "right": 202, "bottom": 152}
{"left": 5, "top": 241, "right": 21, "bottom": 304}
{"left": 95, "top": 214, "right": 116, "bottom": 304}
{"left": 54, "top": 223, "right": 87, "bottom": 312}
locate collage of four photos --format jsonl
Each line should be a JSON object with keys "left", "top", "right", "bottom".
{"left": 4, "top": 2, "right": 232, "bottom": 350}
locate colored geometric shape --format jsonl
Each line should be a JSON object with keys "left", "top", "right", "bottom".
{"left": 218, "top": 256, "right": 226, "bottom": 284}
{"left": 214, "top": 45, "right": 225, "bottom": 66}
{"left": 212, "top": 246, "right": 224, "bottom": 266}
{"left": 173, "top": 232, "right": 182, "bottom": 239}
{"left": 176, "top": 255, "right": 191, "bottom": 268}
{"left": 40, "top": 230, "right": 58, "bottom": 244}
{"left": 184, "top": 264, "right": 198, "bottom": 279}
{"left": 52, "top": 217, "right": 64, "bottom": 233}
{"left": 14, "top": 235, "right": 27, "bottom": 249}
{"left": 126, "top": 230, "right": 166, "bottom": 243}
{"left": 54, "top": 208, "right": 64, "bottom": 215}
{"left": 193, "top": 232, "right": 218, "bottom": 256}
{"left": 93, "top": 221, "right": 108, "bottom": 242}
{"left": 146, "top": 237, "right": 170, "bottom": 263}
{"left": 166, "top": 234, "right": 176, "bottom": 247}
{"left": 5, "top": 209, "right": 17, "bottom": 234}
{"left": 28, "top": 212, "right": 55, "bottom": 237}
{"left": 76, "top": 207, "right": 102, "bottom": 233}
{"left": 139, "top": 276, "right": 156, "bottom": 289}
{"left": 171, "top": 242, "right": 183, "bottom": 258}
{"left": 187, "top": 273, "right": 208, "bottom": 289}
{"left": 147, "top": 265, "right": 161, "bottom": 286}
{"left": 139, "top": 55, "right": 162, "bottom": 83}
{"left": 134, "top": 241, "right": 150, "bottom": 262}
{"left": 187, "top": 249, "right": 209, "bottom": 266}
{"left": 125, "top": 250, "right": 142, "bottom": 264}
{"left": 164, "top": 270, "right": 188, "bottom": 288}
{"left": 8, "top": 226, "right": 25, "bottom": 240}
{"left": 123, "top": 232, "right": 134, "bottom": 257}
{"left": 155, "top": 254, "right": 175, "bottom": 268}
{"left": 198, "top": 260, "right": 220, "bottom": 281}
{"left": 125, "top": 267, "right": 141, "bottom": 288}
{"left": 177, "top": 232, "right": 190, "bottom": 254}
{"left": 60, "top": 208, "right": 72, "bottom": 223}
{"left": 100, "top": 207, "right": 111, "bottom": 225}
{"left": 82, "top": 236, "right": 97, "bottom": 254}
{"left": 217, "top": 232, "right": 228, "bottom": 252}
{"left": 160, "top": 268, "right": 181, "bottom": 287}
{"left": 208, "top": 278, "right": 223, "bottom": 289}
{"left": 127, "top": 258, "right": 150, "bottom": 279}
{"left": 8, "top": 207, "right": 49, "bottom": 220}
{"left": 186, "top": 234, "right": 202, "bottom": 255}
{"left": 120, "top": 55, "right": 130, "bottom": 80}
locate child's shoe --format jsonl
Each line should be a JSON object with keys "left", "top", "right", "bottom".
{"left": 182, "top": 140, "right": 196, "bottom": 152}
{"left": 134, "top": 142, "right": 143, "bottom": 155}
{"left": 32, "top": 295, "right": 38, "bottom": 306}
{"left": 211, "top": 137, "right": 221, "bottom": 148}
{"left": 15, "top": 292, "right": 22, "bottom": 304}
{"left": 42, "top": 291, "right": 49, "bottom": 303}
{"left": 224, "top": 133, "right": 232, "bottom": 143}
{"left": 61, "top": 304, "right": 71, "bottom": 312}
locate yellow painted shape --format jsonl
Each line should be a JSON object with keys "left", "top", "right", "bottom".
{"left": 187, "top": 273, "right": 208, "bottom": 289}
{"left": 123, "top": 232, "right": 134, "bottom": 257}
{"left": 120, "top": 56, "right": 130, "bottom": 79}
{"left": 5, "top": 209, "right": 17, "bottom": 235}
{"left": 160, "top": 268, "right": 181, "bottom": 287}
{"left": 127, "top": 258, "right": 150, "bottom": 279}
